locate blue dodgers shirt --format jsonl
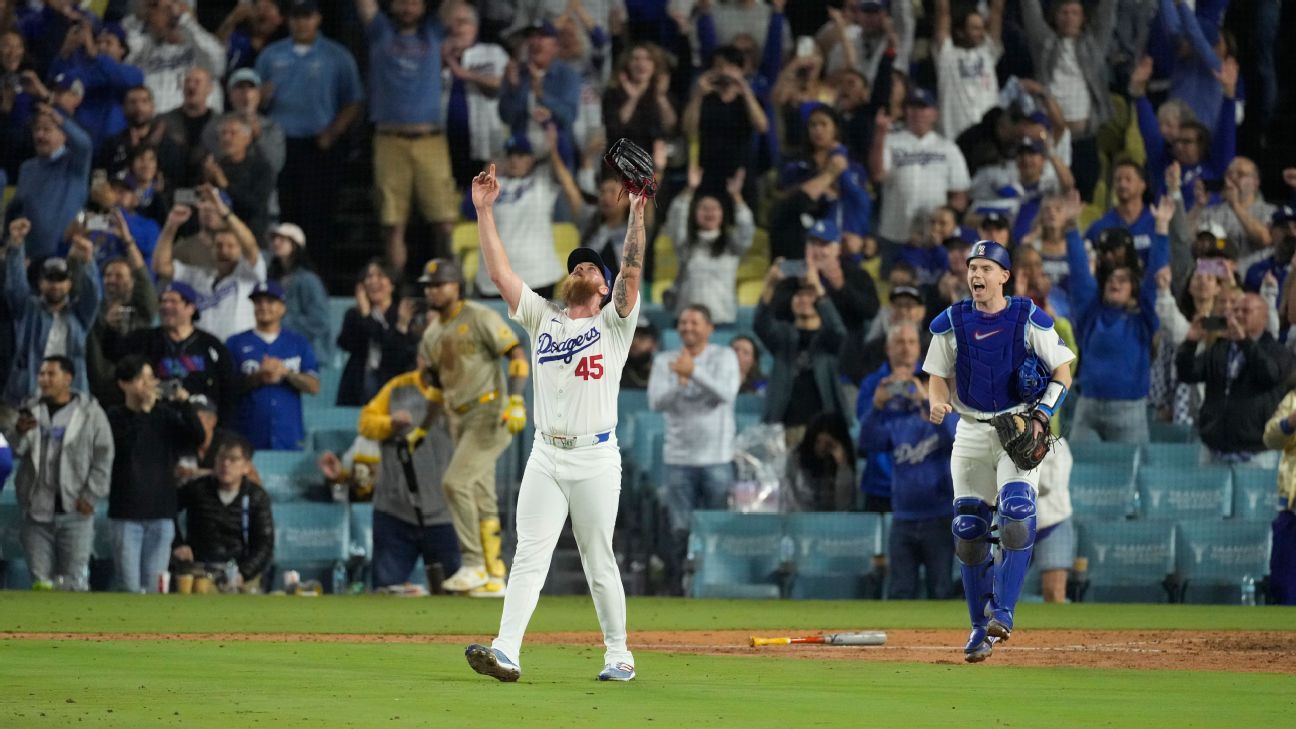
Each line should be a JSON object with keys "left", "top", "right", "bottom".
{"left": 227, "top": 328, "right": 318, "bottom": 450}
{"left": 364, "top": 12, "right": 443, "bottom": 126}
{"left": 255, "top": 36, "right": 364, "bottom": 137}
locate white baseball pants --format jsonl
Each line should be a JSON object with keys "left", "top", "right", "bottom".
{"left": 491, "top": 438, "right": 633, "bottom": 669}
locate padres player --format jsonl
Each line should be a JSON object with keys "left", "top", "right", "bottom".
{"left": 923, "top": 241, "right": 1074, "bottom": 663}
{"left": 465, "top": 163, "right": 645, "bottom": 683}
{"left": 417, "top": 258, "right": 528, "bottom": 597}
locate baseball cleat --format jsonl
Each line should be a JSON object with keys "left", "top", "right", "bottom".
{"left": 963, "top": 627, "right": 994, "bottom": 663}
{"left": 468, "top": 577, "right": 506, "bottom": 598}
{"left": 597, "top": 662, "right": 636, "bottom": 682}
{"left": 442, "top": 566, "right": 489, "bottom": 592}
{"left": 465, "top": 644, "right": 520, "bottom": 682}
{"left": 986, "top": 613, "right": 1013, "bottom": 642}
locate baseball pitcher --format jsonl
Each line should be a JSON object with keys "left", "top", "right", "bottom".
{"left": 465, "top": 139, "right": 654, "bottom": 683}
{"left": 923, "top": 240, "right": 1075, "bottom": 663}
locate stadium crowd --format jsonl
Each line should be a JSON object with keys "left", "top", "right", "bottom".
{"left": 0, "top": 0, "right": 1293, "bottom": 604}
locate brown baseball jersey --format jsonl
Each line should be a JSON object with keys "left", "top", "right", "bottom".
{"left": 419, "top": 301, "right": 519, "bottom": 410}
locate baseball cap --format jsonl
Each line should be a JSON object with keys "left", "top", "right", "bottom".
{"left": 270, "top": 222, "right": 306, "bottom": 248}
{"left": 188, "top": 393, "right": 217, "bottom": 415}
{"left": 41, "top": 257, "right": 69, "bottom": 281}
{"left": 1272, "top": 205, "right": 1296, "bottom": 225}
{"left": 905, "top": 88, "right": 936, "bottom": 108}
{"left": 858, "top": 1, "right": 886, "bottom": 11}
{"left": 890, "top": 285, "right": 924, "bottom": 304}
{"left": 417, "top": 258, "right": 463, "bottom": 286}
{"left": 967, "top": 240, "right": 1012, "bottom": 271}
{"left": 504, "top": 134, "right": 533, "bottom": 156}
{"left": 1026, "top": 110, "right": 1051, "bottom": 130}
{"left": 227, "top": 68, "right": 262, "bottom": 89}
{"left": 1017, "top": 136, "right": 1047, "bottom": 156}
{"left": 529, "top": 19, "right": 559, "bottom": 38}
{"left": 161, "top": 281, "right": 199, "bottom": 306}
{"left": 52, "top": 72, "right": 84, "bottom": 96}
{"left": 979, "top": 210, "right": 1011, "bottom": 229}
{"left": 1095, "top": 227, "right": 1134, "bottom": 252}
{"left": 249, "top": 280, "right": 285, "bottom": 301}
{"left": 287, "top": 0, "right": 320, "bottom": 17}
{"left": 807, "top": 218, "right": 841, "bottom": 244}
{"left": 567, "top": 247, "right": 612, "bottom": 286}
{"left": 98, "top": 22, "right": 128, "bottom": 53}
{"left": 109, "top": 170, "right": 133, "bottom": 189}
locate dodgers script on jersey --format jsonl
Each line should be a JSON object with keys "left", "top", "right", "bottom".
{"left": 510, "top": 284, "right": 641, "bottom": 437}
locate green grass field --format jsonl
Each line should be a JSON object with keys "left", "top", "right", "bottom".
{"left": 2, "top": 593, "right": 1292, "bottom": 728}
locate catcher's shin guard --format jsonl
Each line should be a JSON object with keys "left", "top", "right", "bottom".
{"left": 990, "top": 481, "right": 1037, "bottom": 633}
{"left": 480, "top": 518, "right": 506, "bottom": 579}
{"left": 952, "top": 498, "right": 995, "bottom": 630}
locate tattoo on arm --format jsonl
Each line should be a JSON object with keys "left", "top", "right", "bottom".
{"left": 613, "top": 277, "right": 629, "bottom": 314}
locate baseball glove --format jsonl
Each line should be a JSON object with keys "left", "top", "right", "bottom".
{"left": 604, "top": 138, "right": 658, "bottom": 197}
{"left": 990, "top": 410, "right": 1051, "bottom": 471}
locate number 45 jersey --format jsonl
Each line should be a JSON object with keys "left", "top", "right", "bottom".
{"left": 510, "top": 284, "right": 641, "bottom": 437}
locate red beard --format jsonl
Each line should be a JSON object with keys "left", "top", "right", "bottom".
{"left": 562, "top": 275, "right": 603, "bottom": 308}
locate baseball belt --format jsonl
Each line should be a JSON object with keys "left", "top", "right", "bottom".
{"left": 539, "top": 431, "right": 612, "bottom": 450}
{"left": 452, "top": 390, "right": 499, "bottom": 415}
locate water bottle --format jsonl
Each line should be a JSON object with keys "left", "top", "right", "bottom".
{"left": 1240, "top": 575, "right": 1256, "bottom": 606}
{"left": 224, "top": 560, "right": 240, "bottom": 592}
{"left": 332, "top": 561, "right": 348, "bottom": 595}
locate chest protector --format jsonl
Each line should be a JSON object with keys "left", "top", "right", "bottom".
{"left": 950, "top": 297, "right": 1031, "bottom": 413}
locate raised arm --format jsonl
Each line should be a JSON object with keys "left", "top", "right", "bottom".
{"left": 152, "top": 204, "right": 192, "bottom": 280}
{"left": 988, "top": 0, "right": 1005, "bottom": 45}
{"left": 547, "top": 124, "right": 585, "bottom": 218}
{"left": 933, "top": 0, "right": 951, "bottom": 51}
{"left": 472, "top": 164, "right": 525, "bottom": 313}
{"left": 204, "top": 185, "right": 259, "bottom": 267}
{"left": 613, "top": 192, "right": 649, "bottom": 318}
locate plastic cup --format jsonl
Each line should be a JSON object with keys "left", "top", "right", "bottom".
{"left": 176, "top": 573, "right": 194, "bottom": 594}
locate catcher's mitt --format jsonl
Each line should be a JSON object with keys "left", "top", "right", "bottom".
{"left": 604, "top": 138, "right": 658, "bottom": 197}
{"left": 990, "top": 410, "right": 1051, "bottom": 471}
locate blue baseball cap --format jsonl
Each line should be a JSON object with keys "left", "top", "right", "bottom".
{"left": 249, "top": 280, "right": 285, "bottom": 301}
{"left": 567, "top": 247, "right": 612, "bottom": 287}
{"left": 905, "top": 88, "right": 936, "bottom": 108}
{"left": 52, "top": 72, "right": 84, "bottom": 95}
{"left": 807, "top": 218, "right": 841, "bottom": 244}
{"left": 504, "top": 134, "right": 533, "bottom": 156}
{"left": 1273, "top": 205, "right": 1296, "bottom": 225}
{"left": 161, "top": 281, "right": 199, "bottom": 305}
{"left": 967, "top": 240, "right": 1012, "bottom": 271}
{"left": 1017, "top": 136, "right": 1047, "bottom": 156}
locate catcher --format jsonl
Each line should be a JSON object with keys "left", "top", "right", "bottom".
{"left": 923, "top": 240, "right": 1074, "bottom": 663}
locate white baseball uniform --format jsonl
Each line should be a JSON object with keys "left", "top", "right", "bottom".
{"left": 490, "top": 283, "right": 639, "bottom": 669}
{"left": 922, "top": 308, "right": 1074, "bottom": 504}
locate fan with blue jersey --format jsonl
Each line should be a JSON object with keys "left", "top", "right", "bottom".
{"left": 922, "top": 239, "right": 1075, "bottom": 664}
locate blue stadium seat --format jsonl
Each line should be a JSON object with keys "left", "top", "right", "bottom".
{"left": 733, "top": 306, "right": 755, "bottom": 334}
{"left": 734, "top": 393, "right": 764, "bottom": 417}
{"left": 639, "top": 304, "right": 674, "bottom": 333}
{"left": 273, "top": 502, "right": 350, "bottom": 592}
{"left": 0, "top": 471, "right": 15, "bottom": 504}
{"left": 253, "top": 450, "right": 321, "bottom": 502}
{"left": 660, "top": 328, "right": 681, "bottom": 353}
{"left": 1135, "top": 466, "right": 1232, "bottom": 520}
{"left": 688, "top": 510, "right": 784, "bottom": 599}
{"left": 630, "top": 411, "right": 664, "bottom": 485}
{"left": 1174, "top": 519, "right": 1272, "bottom": 604}
{"left": 1068, "top": 441, "right": 1139, "bottom": 471}
{"left": 310, "top": 428, "right": 356, "bottom": 455}
{"left": 1231, "top": 467, "right": 1280, "bottom": 521}
{"left": 0, "top": 502, "right": 24, "bottom": 562}
{"left": 1148, "top": 420, "right": 1196, "bottom": 443}
{"left": 1069, "top": 461, "right": 1137, "bottom": 520}
{"left": 735, "top": 412, "right": 761, "bottom": 435}
{"left": 302, "top": 406, "right": 362, "bottom": 431}
{"left": 1076, "top": 519, "right": 1177, "bottom": 603}
{"left": 785, "top": 512, "right": 883, "bottom": 599}
{"left": 1139, "top": 442, "right": 1204, "bottom": 468}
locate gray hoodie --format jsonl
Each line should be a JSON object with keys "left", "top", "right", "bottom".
{"left": 12, "top": 391, "right": 114, "bottom": 523}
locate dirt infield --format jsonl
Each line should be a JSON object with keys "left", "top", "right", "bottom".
{"left": 5, "top": 629, "right": 1293, "bottom": 673}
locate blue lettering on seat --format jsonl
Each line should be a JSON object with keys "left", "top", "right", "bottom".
{"left": 536, "top": 327, "right": 601, "bottom": 364}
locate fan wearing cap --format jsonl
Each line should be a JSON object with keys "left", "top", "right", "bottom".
{"left": 106, "top": 280, "right": 241, "bottom": 430}
{"left": 932, "top": 0, "right": 1003, "bottom": 140}
{"left": 266, "top": 222, "right": 331, "bottom": 360}
{"left": 1244, "top": 205, "right": 1296, "bottom": 296}
{"left": 415, "top": 257, "right": 529, "bottom": 597}
{"left": 969, "top": 135, "right": 1075, "bottom": 243}
{"left": 199, "top": 68, "right": 286, "bottom": 184}
{"left": 3, "top": 218, "right": 101, "bottom": 407}
{"left": 464, "top": 162, "right": 647, "bottom": 682}
{"left": 922, "top": 239, "right": 1075, "bottom": 662}
{"left": 870, "top": 86, "right": 971, "bottom": 246}
{"left": 47, "top": 19, "right": 144, "bottom": 148}
{"left": 498, "top": 18, "right": 581, "bottom": 171}
{"left": 467, "top": 132, "right": 565, "bottom": 298}
{"left": 1084, "top": 159, "right": 1158, "bottom": 268}
{"left": 225, "top": 281, "right": 319, "bottom": 450}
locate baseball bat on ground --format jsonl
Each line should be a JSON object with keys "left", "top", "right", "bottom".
{"left": 749, "top": 631, "right": 887, "bottom": 647}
